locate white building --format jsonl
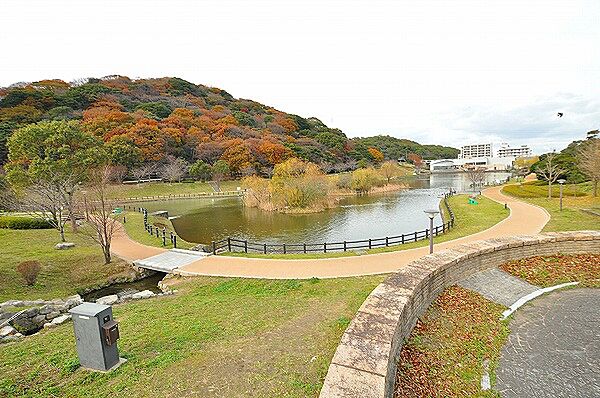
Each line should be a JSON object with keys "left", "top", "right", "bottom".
{"left": 459, "top": 143, "right": 493, "bottom": 159}
{"left": 497, "top": 143, "right": 532, "bottom": 158}
{"left": 429, "top": 156, "right": 514, "bottom": 172}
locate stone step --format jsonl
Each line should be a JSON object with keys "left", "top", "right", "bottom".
{"left": 458, "top": 268, "right": 539, "bottom": 307}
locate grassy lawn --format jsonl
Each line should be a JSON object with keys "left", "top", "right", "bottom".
{"left": 395, "top": 286, "right": 509, "bottom": 398}
{"left": 122, "top": 211, "right": 194, "bottom": 250}
{"left": 502, "top": 182, "right": 600, "bottom": 232}
{"left": 500, "top": 254, "right": 600, "bottom": 288}
{"left": 0, "top": 274, "right": 384, "bottom": 398}
{"left": 0, "top": 228, "right": 129, "bottom": 302}
{"left": 107, "top": 180, "right": 242, "bottom": 200}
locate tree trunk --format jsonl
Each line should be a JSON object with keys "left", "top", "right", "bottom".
{"left": 103, "top": 243, "right": 111, "bottom": 264}
{"left": 548, "top": 180, "right": 552, "bottom": 199}
{"left": 67, "top": 192, "right": 77, "bottom": 232}
{"left": 59, "top": 225, "right": 66, "bottom": 242}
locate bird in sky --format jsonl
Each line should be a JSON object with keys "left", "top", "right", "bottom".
{"left": 557, "top": 112, "right": 563, "bottom": 118}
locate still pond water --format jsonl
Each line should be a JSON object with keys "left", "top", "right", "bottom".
{"left": 140, "top": 172, "right": 510, "bottom": 245}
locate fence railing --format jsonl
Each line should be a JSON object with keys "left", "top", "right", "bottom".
{"left": 119, "top": 190, "right": 245, "bottom": 203}
{"left": 123, "top": 205, "right": 181, "bottom": 249}
{"left": 209, "top": 191, "right": 456, "bottom": 255}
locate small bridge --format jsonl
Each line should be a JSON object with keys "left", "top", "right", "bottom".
{"left": 133, "top": 249, "right": 209, "bottom": 273}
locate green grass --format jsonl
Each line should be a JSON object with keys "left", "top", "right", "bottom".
{"left": 395, "top": 286, "right": 510, "bottom": 397}
{"left": 501, "top": 182, "right": 600, "bottom": 232}
{"left": 502, "top": 181, "right": 589, "bottom": 198}
{"left": 0, "top": 274, "right": 385, "bottom": 398}
{"left": 0, "top": 228, "right": 129, "bottom": 302}
{"left": 122, "top": 212, "right": 194, "bottom": 250}
{"left": 107, "top": 180, "right": 242, "bottom": 200}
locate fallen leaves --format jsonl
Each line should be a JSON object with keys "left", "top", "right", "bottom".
{"left": 500, "top": 254, "right": 600, "bottom": 288}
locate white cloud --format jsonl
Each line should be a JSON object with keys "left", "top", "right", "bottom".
{"left": 1, "top": 0, "right": 598, "bottom": 154}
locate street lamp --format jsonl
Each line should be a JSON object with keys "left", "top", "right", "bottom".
{"left": 558, "top": 179, "right": 566, "bottom": 211}
{"left": 424, "top": 209, "right": 440, "bottom": 254}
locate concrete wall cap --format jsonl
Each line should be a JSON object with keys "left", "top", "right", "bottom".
{"left": 331, "top": 333, "right": 392, "bottom": 376}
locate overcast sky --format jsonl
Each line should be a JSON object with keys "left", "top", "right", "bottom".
{"left": 1, "top": 0, "right": 598, "bottom": 154}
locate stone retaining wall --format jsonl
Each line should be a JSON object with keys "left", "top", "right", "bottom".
{"left": 319, "top": 230, "right": 600, "bottom": 398}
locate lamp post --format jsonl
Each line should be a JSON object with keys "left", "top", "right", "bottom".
{"left": 558, "top": 179, "right": 566, "bottom": 211}
{"left": 424, "top": 209, "right": 440, "bottom": 254}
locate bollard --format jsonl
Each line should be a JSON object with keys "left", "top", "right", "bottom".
{"left": 123, "top": 215, "right": 126, "bottom": 224}
{"left": 173, "top": 235, "right": 177, "bottom": 248}
{"left": 162, "top": 228, "right": 166, "bottom": 246}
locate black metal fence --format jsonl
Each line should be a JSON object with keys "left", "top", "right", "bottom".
{"left": 123, "top": 205, "right": 180, "bottom": 248}
{"left": 210, "top": 191, "right": 456, "bottom": 255}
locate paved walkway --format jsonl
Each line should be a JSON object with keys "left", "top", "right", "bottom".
{"left": 496, "top": 288, "right": 600, "bottom": 397}
{"left": 458, "top": 268, "right": 540, "bottom": 307}
{"left": 111, "top": 185, "right": 550, "bottom": 279}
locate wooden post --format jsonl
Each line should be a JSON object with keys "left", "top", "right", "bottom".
{"left": 303, "top": 243, "right": 307, "bottom": 254}
{"left": 264, "top": 243, "right": 267, "bottom": 254}
{"left": 173, "top": 235, "right": 177, "bottom": 248}
{"left": 324, "top": 243, "right": 327, "bottom": 253}
{"left": 385, "top": 237, "right": 389, "bottom": 247}
{"left": 244, "top": 240, "right": 248, "bottom": 253}
{"left": 162, "top": 228, "right": 166, "bottom": 246}
{"left": 401, "top": 234, "right": 405, "bottom": 244}
{"left": 227, "top": 237, "right": 231, "bottom": 252}
{"left": 212, "top": 241, "right": 216, "bottom": 254}
{"left": 283, "top": 244, "right": 286, "bottom": 254}
{"left": 414, "top": 231, "right": 417, "bottom": 242}
{"left": 368, "top": 239, "right": 372, "bottom": 249}
{"left": 343, "top": 241, "right": 347, "bottom": 251}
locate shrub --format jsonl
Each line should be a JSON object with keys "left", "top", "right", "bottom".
{"left": 0, "top": 216, "right": 53, "bottom": 229}
{"left": 16, "top": 260, "right": 42, "bottom": 286}
{"left": 351, "top": 167, "right": 385, "bottom": 193}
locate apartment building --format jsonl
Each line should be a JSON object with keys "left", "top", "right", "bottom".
{"left": 497, "top": 143, "right": 532, "bottom": 158}
{"left": 459, "top": 143, "right": 493, "bottom": 159}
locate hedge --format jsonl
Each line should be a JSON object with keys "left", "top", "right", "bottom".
{"left": 0, "top": 216, "right": 54, "bottom": 229}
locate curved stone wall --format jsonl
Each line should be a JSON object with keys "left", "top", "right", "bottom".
{"left": 319, "top": 231, "right": 600, "bottom": 398}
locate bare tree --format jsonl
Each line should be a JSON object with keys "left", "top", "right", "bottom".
{"left": 131, "top": 164, "right": 156, "bottom": 184}
{"left": 11, "top": 177, "right": 70, "bottom": 242}
{"left": 160, "top": 157, "right": 188, "bottom": 183}
{"left": 465, "top": 167, "right": 486, "bottom": 189}
{"left": 80, "top": 166, "right": 120, "bottom": 264}
{"left": 579, "top": 139, "right": 600, "bottom": 197}
{"left": 537, "top": 153, "right": 566, "bottom": 198}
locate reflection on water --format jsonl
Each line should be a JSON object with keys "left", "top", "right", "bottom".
{"left": 140, "top": 172, "right": 510, "bottom": 245}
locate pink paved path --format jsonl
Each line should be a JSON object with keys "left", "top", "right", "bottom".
{"left": 111, "top": 185, "right": 550, "bottom": 279}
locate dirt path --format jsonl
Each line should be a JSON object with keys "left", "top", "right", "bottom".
{"left": 111, "top": 185, "right": 550, "bottom": 279}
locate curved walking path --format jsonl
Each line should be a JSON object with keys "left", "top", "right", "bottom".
{"left": 111, "top": 185, "right": 550, "bottom": 279}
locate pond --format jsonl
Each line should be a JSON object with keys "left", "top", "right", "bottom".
{"left": 139, "top": 172, "right": 510, "bottom": 245}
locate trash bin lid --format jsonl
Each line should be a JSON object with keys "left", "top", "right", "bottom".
{"left": 69, "top": 302, "right": 111, "bottom": 316}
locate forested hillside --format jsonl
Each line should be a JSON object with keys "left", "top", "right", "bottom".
{"left": 0, "top": 76, "right": 457, "bottom": 176}
{"left": 352, "top": 135, "right": 460, "bottom": 160}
